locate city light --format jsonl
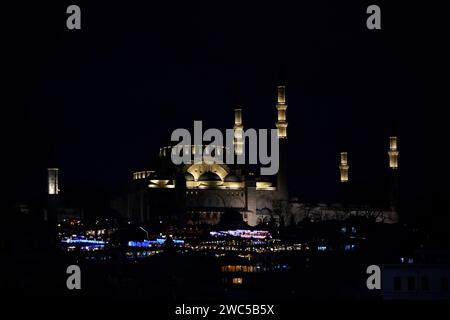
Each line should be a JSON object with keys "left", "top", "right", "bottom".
{"left": 210, "top": 229, "right": 271, "bottom": 239}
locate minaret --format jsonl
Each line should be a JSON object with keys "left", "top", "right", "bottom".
{"left": 233, "top": 108, "right": 244, "bottom": 156}
{"left": 46, "top": 166, "right": 60, "bottom": 223}
{"left": 339, "top": 152, "right": 349, "bottom": 183}
{"left": 388, "top": 136, "right": 399, "bottom": 170}
{"left": 388, "top": 136, "right": 399, "bottom": 210}
{"left": 276, "top": 86, "right": 288, "bottom": 139}
{"left": 45, "top": 142, "right": 61, "bottom": 223}
{"left": 338, "top": 151, "right": 350, "bottom": 206}
{"left": 276, "top": 85, "right": 288, "bottom": 200}
{"left": 48, "top": 167, "right": 60, "bottom": 195}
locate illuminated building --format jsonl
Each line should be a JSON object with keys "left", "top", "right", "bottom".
{"left": 112, "top": 86, "right": 398, "bottom": 226}
{"left": 113, "top": 85, "right": 289, "bottom": 226}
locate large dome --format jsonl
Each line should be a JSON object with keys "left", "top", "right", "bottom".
{"left": 224, "top": 174, "right": 241, "bottom": 182}
{"left": 198, "top": 171, "right": 222, "bottom": 182}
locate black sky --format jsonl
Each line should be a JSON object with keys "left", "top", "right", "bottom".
{"left": 3, "top": 1, "right": 435, "bottom": 221}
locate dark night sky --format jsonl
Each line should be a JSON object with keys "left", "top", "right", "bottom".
{"left": 3, "top": 1, "right": 436, "bottom": 220}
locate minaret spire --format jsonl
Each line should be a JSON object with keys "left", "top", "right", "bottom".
{"left": 388, "top": 136, "right": 399, "bottom": 215}
{"left": 275, "top": 85, "right": 289, "bottom": 201}
{"left": 388, "top": 136, "right": 399, "bottom": 169}
{"left": 339, "top": 152, "right": 349, "bottom": 183}
{"left": 234, "top": 108, "right": 244, "bottom": 155}
{"left": 276, "top": 86, "right": 288, "bottom": 139}
{"left": 48, "top": 168, "right": 60, "bottom": 195}
{"left": 47, "top": 141, "right": 60, "bottom": 195}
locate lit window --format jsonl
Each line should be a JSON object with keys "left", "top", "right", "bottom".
{"left": 232, "top": 277, "right": 243, "bottom": 285}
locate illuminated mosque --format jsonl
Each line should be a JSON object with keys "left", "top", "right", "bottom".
{"left": 110, "top": 85, "right": 399, "bottom": 226}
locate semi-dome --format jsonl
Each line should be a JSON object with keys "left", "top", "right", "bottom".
{"left": 224, "top": 174, "right": 241, "bottom": 182}
{"left": 198, "top": 171, "right": 221, "bottom": 182}
{"left": 149, "top": 171, "right": 172, "bottom": 180}
{"left": 184, "top": 172, "right": 195, "bottom": 181}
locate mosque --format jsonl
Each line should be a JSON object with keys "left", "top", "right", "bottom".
{"left": 110, "top": 85, "right": 399, "bottom": 226}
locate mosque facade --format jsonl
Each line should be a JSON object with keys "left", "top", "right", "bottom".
{"left": 111, "top": 86, "right": 398, "bottom": 226}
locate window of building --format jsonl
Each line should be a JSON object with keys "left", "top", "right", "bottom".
{"left": 407, "top": 276, "right": 416, "bottom": 291}
{"left": 232, "top": 277, "right": 243, "bottom": 285}
{"left": 421, "top": 276, "right": 429, "bottom": 291}
{"left": 394, "top": 276, "right": 402, "bottom": 291}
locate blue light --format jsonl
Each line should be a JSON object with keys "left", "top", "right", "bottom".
{"left": 127, "top": 238, "right": 184, "bottom": 247}
{"left": 344, "top": 244, "right": 355, "bottom": 251}
{"left": 61, "top": 238, "right": 105, "bottom": 245}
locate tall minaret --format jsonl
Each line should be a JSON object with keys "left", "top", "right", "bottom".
{"left": 339, "top": 152, "right": 349, "bottom": 183}
{"left": 234, "top": 108, "right": 244, "bottom": 156}
{"left": 48, "top": 167, "right": 60, "bottom": 195}
{"left": 388, "top": 136, "right": 399, "bottom": 170}
{"left": 388, "top": 136, "right": 399, "bottom": 209}
{"left": 276, "top": 85, "right": 288, "bottom": 200}
{"left": 276, "top": 86, "right": 288, "bottom": 139}
{"left": 338, "top": 151, "right": 350, "bottom": 206}
{"left": 46, "top": 166, "right": 60, "bottom": 223}
{"left": 45, "top": 142, "right": 61, "bottom": 223}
